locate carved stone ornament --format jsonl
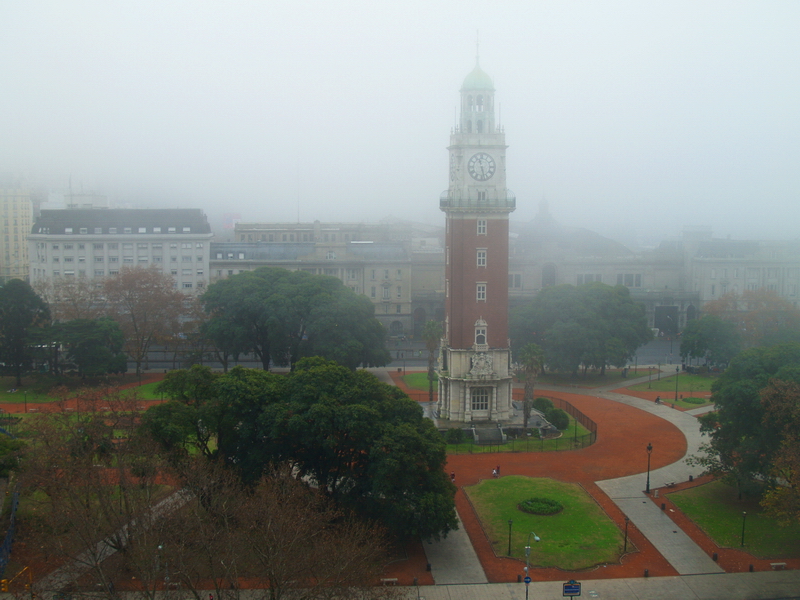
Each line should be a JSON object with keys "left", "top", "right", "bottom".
{"left": 470, "top": 352, "right": 493, "bottom": 376}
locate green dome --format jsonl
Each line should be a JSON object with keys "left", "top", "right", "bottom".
{"left": 461, "top": 63, "right": 494, "bottom": 91}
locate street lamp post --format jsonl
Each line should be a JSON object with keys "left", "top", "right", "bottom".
{"left": 645, "top": 443, "right": 653, "bottom": 494}
{"left": 648, "top": 366, "right": 652, "bottom": 389}
{"left": 623, "top": 516, "right": 630, "bottom": 553}
{"left": 674, "top": 366, "right": 680, "bottom": 404}
{"left": 507, "top": 520, "right": 513, "bottom": 556}
{"left": 523, "top": 531, "right": 541, "bottom": 600}
{"left": 658, "top": 363, "right": 661, "bottom": 380}
{"left": 741, "top": 511, "right": 747, "bottom": 547}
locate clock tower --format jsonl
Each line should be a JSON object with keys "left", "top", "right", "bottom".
{"left": 437, "top": 58, "right": 516, "bottom": 422}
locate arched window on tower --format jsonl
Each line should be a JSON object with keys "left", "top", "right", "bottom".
{"left": 477, "top": 95, "right": 484, "bottom": 112}
{"left": 474, "top": 318, "right": 488, "bottom": 347}
{"left": 467, "top": 120, "right": 472, "bottom": 133}
{"left": 477, "top": 120, "right": 483, "bottom": 133}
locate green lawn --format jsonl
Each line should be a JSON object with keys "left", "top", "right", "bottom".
{"left": 627, "top": 373, "right": 717, "bottom": 394}
{"left": 535, "top": 369, "right": 634, "bottom": 388}
{"left": 669, "top": 480, "right": 800, "bottom": 559}
{"left": 465, "top": 476, "right": 625, "bottom": 570}
{"left": 402, "top": 371, "right": 436, "bottom": 390}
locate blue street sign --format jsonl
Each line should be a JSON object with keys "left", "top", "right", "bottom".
{"left": 524, "top": 576, "right": 532, "bottom": 584}
{"left": 563, "top": 580, "right": 581, "bottom": 597}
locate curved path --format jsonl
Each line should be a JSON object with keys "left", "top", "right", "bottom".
{"left": 383, "top": 368, "right": 721, "bottom": 584}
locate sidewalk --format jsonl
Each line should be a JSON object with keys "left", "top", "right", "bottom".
{"left": 397, "top": 570, "right": 800, "bottom": 599}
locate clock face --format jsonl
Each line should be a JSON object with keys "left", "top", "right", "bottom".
{"left": 468, "top": 152, "right": 496, "bottom": 181}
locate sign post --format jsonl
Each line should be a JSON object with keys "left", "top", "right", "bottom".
{"left": 563, "top": 579, "right": 581, "bottom": 597}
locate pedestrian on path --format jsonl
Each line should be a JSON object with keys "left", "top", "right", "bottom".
{"left": 492, "top": 468, "right": 498, "bottom": 478}
{"left": 496, "top": 465, "right": 501, "bottom": 476}
{"left": 450, "top": 471, "right": 455, "bottom": 483}
{"left": 655, "top": 396, "right": 661, "bottom": 405}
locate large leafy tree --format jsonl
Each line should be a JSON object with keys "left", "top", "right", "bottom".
{"left": 0, "top": 279, "right": 51, "bottom": 386}
{"left": 694, "top": 343, "right": 800, "bottom": 495}
{"left": 680, "top": 314, "right": 742, "bottom": 366}
{"left": 510, "top": 282, "right": 651, "bottom": 376}
{"left": 201, "top": 267, "right": 390, "bottom": 370}
{"left": 703, "top": 289, "right": 800, "bottom": 348}
{"left": 760, "top": 379, "right": 800, "bottom": 524}
{"left": 56, "top": 317, "right": 128, "bottom": 377}
{"left": 421, "top": 320, "right": 443, "bottom": 403}
{"left": 103, "top": 266, "right": 186, "bottom": 375}
{"left": 145, "top": 359, "right": 457, "bottom": 540}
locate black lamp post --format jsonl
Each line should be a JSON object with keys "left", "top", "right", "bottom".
{"left": 508, "top": 519, "right": 513, "bottom": 556}
{"left": 623, "top": 516, "right": 630, "bottom": 553}
{"left": 741, "top": 511, "right": 747, "bottom": 547}
{"left": 658, "top": 363, "right": 661, "bottom": 380}
{"left": 648, "top": 366, "right": 652, "bottom": 389}
{"left": 674, "top": 366, "right": 680, "bottom": 404}
{"left": 645, "top": 443, "right": 653, "bottom": 494}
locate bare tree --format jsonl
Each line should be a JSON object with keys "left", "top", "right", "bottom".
{"left": 34, "top": 276, "right": 108, "bottom": 322}
{"left": 103, "top": 266, "right": 186, "bottom": 374}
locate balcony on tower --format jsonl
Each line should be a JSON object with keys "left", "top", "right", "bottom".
{"left": 439, "top": 189, "right": 516, "bottom": 212}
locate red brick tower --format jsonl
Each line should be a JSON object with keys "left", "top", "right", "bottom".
{"left": 437, "top": 58, "right": 515, "bottom": 422}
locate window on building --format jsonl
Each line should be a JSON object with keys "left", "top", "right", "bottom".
{"left": 382, "top": 287, "right": 390, "bottom": 299}
{"left": 197, "top": 269, "right": 204, "bottom": 276}
{"left": 171, "top": 269, "right": 178, "bottom": 275}
{"left": 509, "top": 274, "right": 521, "bottom": 288}
{"left": 94, "top": 256, "right": 103, "bottom": 262}
{"left": 108, "top": 243, "right": 118, "bottom": 250}
{"left": 477, "top": 190, "right": 486, "bottom": 201}
{"left": 471, "top": 387, "right": 489, "bottom": 411}
{"left": 138, "top": 227, "right": 146, "bottom": 233}
{"left": 396, "top": 286, "right": 402, "bottom": 298}
{"left": 153, "top": 227, "right": 161, "bottom": 233}
{"left": 52, "top": 244, "right": 59, "bottom": 250}
{"left": 477, "top": 220, "right": 487, "bottom": 235}
{"left": 109, "top": 256, "right": 118, "bottom": 263}
{"left": 475, "top": 327, "right": 486, "bottom": 346}
{"left": 182, "top": 256, "right": 192, "bottom": 262}
{"left": 93, "top": 243, "right": 103, "bottom": 250}
{"left": 124, "top": 228, "right": 132, "bottom": 234}
{"left": 396, "top": 269, "right": 402, "bottom": 280}
{"left": 153, "top": 256, "right": 162, "bottom": 262}
{"left": 477, "top": 249, "right": 487, "bottom": 267}
{"left": 138, "top": 257, "right": 148, "bottom": 263}
{"left": 371, "top": 269, "right": 377, "bottom": 280}
{"left": 326, "top": 251, "right": 336, "bottom": 260}
{"left": 370, "top": 286, "right": 376, "bottom": 298}
{"left": 94, "top": 270, "right": 105, "bottom": 276}
{"left": 94, "top": 228, "right": 102, "bottom": 234}
{"left": 64, "top": 257, "right": 74, "bottom": 263}
{"left": 396, "top": 304, "right": 402, "bottom": 314}
{"left": 183, "top": 282, "right": 193, "bottom": 288}
{"left": 196, "top": 242, "right": 204, "bottom": 249}
{"left": 238, "top": 253, "right": 244, "bottom": 260}
{"left": 182, "top": 269, "right": 192, "bottom": 275}
{"left": 183, "top": 227, "right": 191, "bottom": 233}
{"left": 476, "top": 283, "right": 487, "bottom": 301}
{"left": 79, "top": 228, "right": 88, "bottom": 234}
{"left": 109, "top": 228, "right": 117, "bottom": 234}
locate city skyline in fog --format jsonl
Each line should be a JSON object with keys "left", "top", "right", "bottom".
{"left": 2, "top": 1, "right": 799, "bottom": 245}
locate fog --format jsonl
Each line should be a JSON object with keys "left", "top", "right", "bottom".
{"left": 2, "top": 1, "right": 799, "bottom": 243}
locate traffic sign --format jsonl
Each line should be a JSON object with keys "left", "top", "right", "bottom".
{"left": 524, "top": 576, "right": 532, "bottom": 584}
{"left": 563, "top": 579, "right": 581, "bottom": 597}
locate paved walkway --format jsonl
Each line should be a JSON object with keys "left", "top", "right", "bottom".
{"left": 396, "top": 570, "right": 800, "bottom": 599}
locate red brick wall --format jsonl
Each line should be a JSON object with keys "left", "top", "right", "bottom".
{"left": 445, "top": 214, "right": 509, "bottom": 349}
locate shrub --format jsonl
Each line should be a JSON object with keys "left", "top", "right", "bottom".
{"left": 545, "top": 407, "right": 570, "bottom": 430}
{"left": 445, "top": 428, "right": 465, "bottom": 444}
{"left": 532, "top": 397, "right": 554, "bottom": 413}
{"left": 518, "top": 497, "right": 564, "bottom": 515}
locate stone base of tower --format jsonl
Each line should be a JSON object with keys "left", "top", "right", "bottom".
{"left": 437, "top": 347, "right": 513, "bottom": 423}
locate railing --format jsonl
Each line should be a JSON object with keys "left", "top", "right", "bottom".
{"left": 439, "top": 190, "right": 516, "bottom": 210}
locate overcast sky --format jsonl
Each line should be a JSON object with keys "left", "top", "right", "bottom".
{"left": 2, "top": 1, "right": 799, "bottom": 243}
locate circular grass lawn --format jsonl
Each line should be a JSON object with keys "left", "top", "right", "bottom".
{"left": 464, "top": 475, "right": 627, "bottom": 570}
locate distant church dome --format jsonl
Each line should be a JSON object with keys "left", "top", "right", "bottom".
{"left": 461, "top": 62, "right": 494, "bottom": 91}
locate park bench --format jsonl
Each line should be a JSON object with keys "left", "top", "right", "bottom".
{"left": 770, "top": 562, "right": 787, "bottom": 570}
{"left": 381, "top": 578, "right": 398, "bottom": 585}
{"left": 665, "top": 482, "right": 677, "bottom": 488}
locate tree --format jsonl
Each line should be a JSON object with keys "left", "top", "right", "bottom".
{"left": 147, "top": 359, "right": 458, "bottom": 540}
{"left": 680, "top": 314, "right": 742, "bottom": 366}
{"left": 201, "top": 268, "right": 390, "bottom": 371}
{"left": 57, "top": 317, "right": 128, "bottom": 377}
{"left": 518, "top": 343, "right": 544, "bottom": 430}
{"left": 0, "top": 279, "right": 51, "bottom": 386}
{"left": 703, "top": 289, "right": 800, "bottom": 348}
{"left": 510, "top": 282, "right": 651, "bottom": 376}
{"left": 759, "top": 379, "right": 800, "bottom": 524}
{"left": 103, "top": 266, "right": 186, "bottom": 374}
{"left": 33, "top": 276, "right": 107, "bottom": 322}
{"left": 693, "top": 343, "right": 800, "bottom": 495}
{"left": 421, "top": 320, "right": 443, "bottom": 403}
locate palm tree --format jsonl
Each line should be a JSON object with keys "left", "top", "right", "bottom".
{"left": 421, "top": 320, "right": 443, "bottom": 404}
{"left": 518, "top": 343, "right": 545, "bottom": 431}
